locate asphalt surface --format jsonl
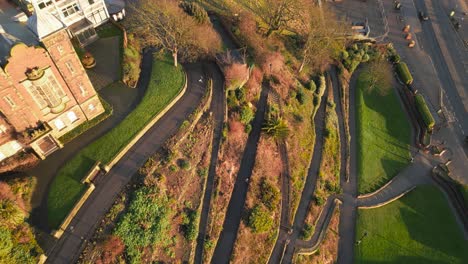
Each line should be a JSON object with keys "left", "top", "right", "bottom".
{"left": 193, "top": 62, "right": 225, "bottom": 264}
{"left": 336, "top": 67, "right": 359, "bottom": 264}
{"left": 210, "top": 84, "right": 269, "bottom": 263}
{"left": 45, "top": 55, "right": 209, "bottom": 263}
{"left": 276, "top": 84, "right": 328, "bottom": 264}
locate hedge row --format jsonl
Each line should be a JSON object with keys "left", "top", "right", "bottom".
{"left": 415, "top": 94, "right": 435, "bottom": 130}
{"left": 396, "top": 62, "right": 413, "bottom": 85}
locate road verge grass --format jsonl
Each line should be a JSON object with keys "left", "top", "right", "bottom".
{"left": 355, "top": 72, "right": 411, "bottom": 194}
{"left": 47, "top": 54, "right": 185, "bottom": 228}
{"left": 355, "top": 185, "right": 468, "bottom": 263}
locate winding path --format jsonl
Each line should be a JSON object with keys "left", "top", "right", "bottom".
{"left": 268, "top": 82, "right": 329, "bottom": 264}
{"left": 210, "top": 84, "right": 269, "bottom": 263}
{"left": 193, "top": 63, "right": 225, "bottom": 264}
{"left": 45, "top": 54, "right": 216, "bottom": 264}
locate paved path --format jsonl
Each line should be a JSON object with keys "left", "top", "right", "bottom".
{"left": 31, "top": 54, "right": 147, "bottom": 233}
{"left": 357, "top": 156, "right": 433, "bottom": 208}
{"left": 45, "top": 57, "right": 208, "bottom": 263}
{"left": 270, "top": 84, "right": 328, "bottom": 264}
{"left": 193, "top": 63, "right": 225, "bottom": 264}
{"left": 210, "top": 84, "right": 269, "bottom": 263}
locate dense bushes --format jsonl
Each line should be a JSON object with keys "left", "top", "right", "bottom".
{"left": 0, "top": 181, "right": 42, "bottom": 264}
{"left": 122, "top": 34, "right": 142, "bottom": 88}
{"left": 259, "top": 179, "right": 280, "bottom": 211}
{"left": 300, "top": 223, "right": 314, "bottom": 240}
{"left": 414, "top": 94, "right": 435, "bottom": 131}
{"left": 114, "top": 186, "right": 172, "bottom": 263}
{"left": 396, "top": 62, "right": 413, "bottom": 85}
{"left": 180, "top": 1, "right": 208, "bottom": 24}
{"left": 248, "top": 205, "right": 274, "bottom": 233}
{"left": 181, "top": 208, "right": 198, "bottom": 241}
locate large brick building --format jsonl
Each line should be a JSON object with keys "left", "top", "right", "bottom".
{"left": 0, "top": 1, "right": 105, "bottom": 161}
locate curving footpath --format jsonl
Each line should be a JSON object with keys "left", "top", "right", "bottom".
{"left": 45, "top": 55, "right": 211, "bottom": 264}
{"left": 193, "top": 63, "right": 225, "bottom": 264}
{"left": 269, "top": 83, "right": 329, "bottom": 264}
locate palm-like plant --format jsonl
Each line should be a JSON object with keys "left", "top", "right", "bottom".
{"left": 262, "top": 114, "right": 289, "bottom": 140}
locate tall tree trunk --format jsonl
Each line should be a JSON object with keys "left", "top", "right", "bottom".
{"left": 298, "top": 50, "right": 308, "bottom": 73}
{"left": 172, "top": 48, "right": 178, "bottom": 67}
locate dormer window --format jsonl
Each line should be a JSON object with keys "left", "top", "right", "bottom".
{"left": 62, "top": 4, "right": 80, "bottom": 18}
{"left": 38, "top": 0, "right": 53, "bottom": 9}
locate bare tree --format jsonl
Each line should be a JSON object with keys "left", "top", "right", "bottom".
{"left": 362, "top": 57, "right": 393, "bottom": 95}
{"left": 126, "top": 0, "right": 221, "bottom": 67}
{"left": 299, "top": 5, "right": 349, "bottom": 73}
{"left": 240, "top": 0, "right": 309, "bottom": 36}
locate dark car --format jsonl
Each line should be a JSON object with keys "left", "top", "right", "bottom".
{"left": 419, "top": 11, "right": 429, "bottom": 21}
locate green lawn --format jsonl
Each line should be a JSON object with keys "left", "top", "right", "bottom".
{"left": 47, "top": 55, "right": 185, "bottom": 228}
{"left": 355, "top": 185, "right": 468, "bottom": 263}
{"left": 356, "top": 73, "right": 411, "bottom": 194}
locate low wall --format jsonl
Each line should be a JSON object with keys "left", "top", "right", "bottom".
{"left": 52, "top": 183, "right": 96, "bottom": 239}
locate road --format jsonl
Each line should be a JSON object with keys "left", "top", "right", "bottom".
{"left": 45, "top": 56, "right": 211, "bottom": 263}
{"left": 383, "top": 0, "right": 468, "bottom": 184}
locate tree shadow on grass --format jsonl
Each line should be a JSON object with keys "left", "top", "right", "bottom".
{"left": 360, "top": 83, "right": 411, "bottom": 147}
{"left": 356, "top": 255, "right": 452, "bottom": 264}
{"left": 398, "top": 191, "right": 468, "bottom": 262}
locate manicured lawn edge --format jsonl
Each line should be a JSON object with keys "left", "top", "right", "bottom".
{"left": 355, "top": 185, "right": 468, "bottom": 263}
{"left": 355, "top": 72, "right": 411, "bottom": 194}
{"left": 47, "top": 55, "right": 186, "bottom": 229}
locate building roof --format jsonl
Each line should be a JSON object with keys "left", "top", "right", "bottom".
{"left": 27, "top": 10, "right": 65, "bottom": 40}
{"left": 105, "top": 0, "right": 125, "bottom": 14}
{"left": 0, "top": 0, "right": 38, "bottom": 65}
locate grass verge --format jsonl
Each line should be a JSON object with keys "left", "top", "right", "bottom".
{"left": 47, "top": 55, "right": 185, "bottom": 229}
{"left": 356, "top": 72, "right": 411, "bottom": 194}
{"left": 355, "top": 185, "right": 468, "bottom": 263}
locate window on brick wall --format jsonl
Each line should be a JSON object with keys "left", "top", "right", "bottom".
{"left": 65, "top": 61, "right": 76, "bottom": 75}
{"left": 54, "top": 119, "right": 66, "bottom": 130}
{"left": 0, "top": 125, "right": 7, "bottom": 133}
{"left": 79, "top": 83, "right": 87, "bottom": 97}
{"left": 3, "top": 95, "right": 16, "bottom": 108}
{"left": 27, "top": 74, "right": 67, "bottom": 109}
{"left": 57, "top": 45, "right": 64, "bottom": 55}
{"left": 67, "top": 111, "right": 78, "bottom": 123}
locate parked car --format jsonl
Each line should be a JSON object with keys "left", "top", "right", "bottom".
{"left": 418, "top": 11, "right": 429, "bottom": 21}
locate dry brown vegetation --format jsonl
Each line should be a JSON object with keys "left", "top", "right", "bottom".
{"left": 203, "top": 117, "right": 248, "bottom": 262}
{"left": 80, "top": 116, "right": 214, "bottom": 263}
{"left": 295, "top": 207, "right": 340, "bottom": 264}
{"left": 0, "top": 152, "right": 39, "bottom": 174}
{"left": 231, "top": 136, "right": 282, "bottom": 264}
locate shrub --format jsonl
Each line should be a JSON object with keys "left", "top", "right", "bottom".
{"left": 307, "top": 79, "right": 317, "bottom": 92}
{"left": 240, "top": 105, "right": 254, "bottom": 125}
{"left": 181, "top": 209, "right": 198, "bottom": 241}
{"left": 313, "top": 194, "right": 325, "bottom": 206}
{"left": 245, "top": 123, "right": 252, "bottom": 134}
{"left": 179, "top": 159, "right": 191, "bottom": 171}
{"left": 262, "top": 115, "right": 289, "bottom": 139}
{"left": 414, "top": 94, "right": 435, "bottom": 131}
{"left": 300, "top": 223, "right": 315, "bottom": 240}
{"left": 248, "top": 205, "right": 274, "bottom": 233}
{"left": 396, "top": 62, "right": 413, "bottom": 85}
{"left": 197, "top": 167, "right": 208, "bottom": 178}
{"left": 180, "top": 1, "right": 208, "bottom": 24}
{"left": 296, "top": 89, "right": 306, "bottom": 105}
{"left": 313, "top": 94, "right": 320, "bottom": 107}
{"left": 259, "top": 179, "right": 280, "bottom": 210}
{"left": 169, "top": 164, "right": 178, "bottom": 172}
{"left": 114, "top": 187, "right": 172, "bottom": 263}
